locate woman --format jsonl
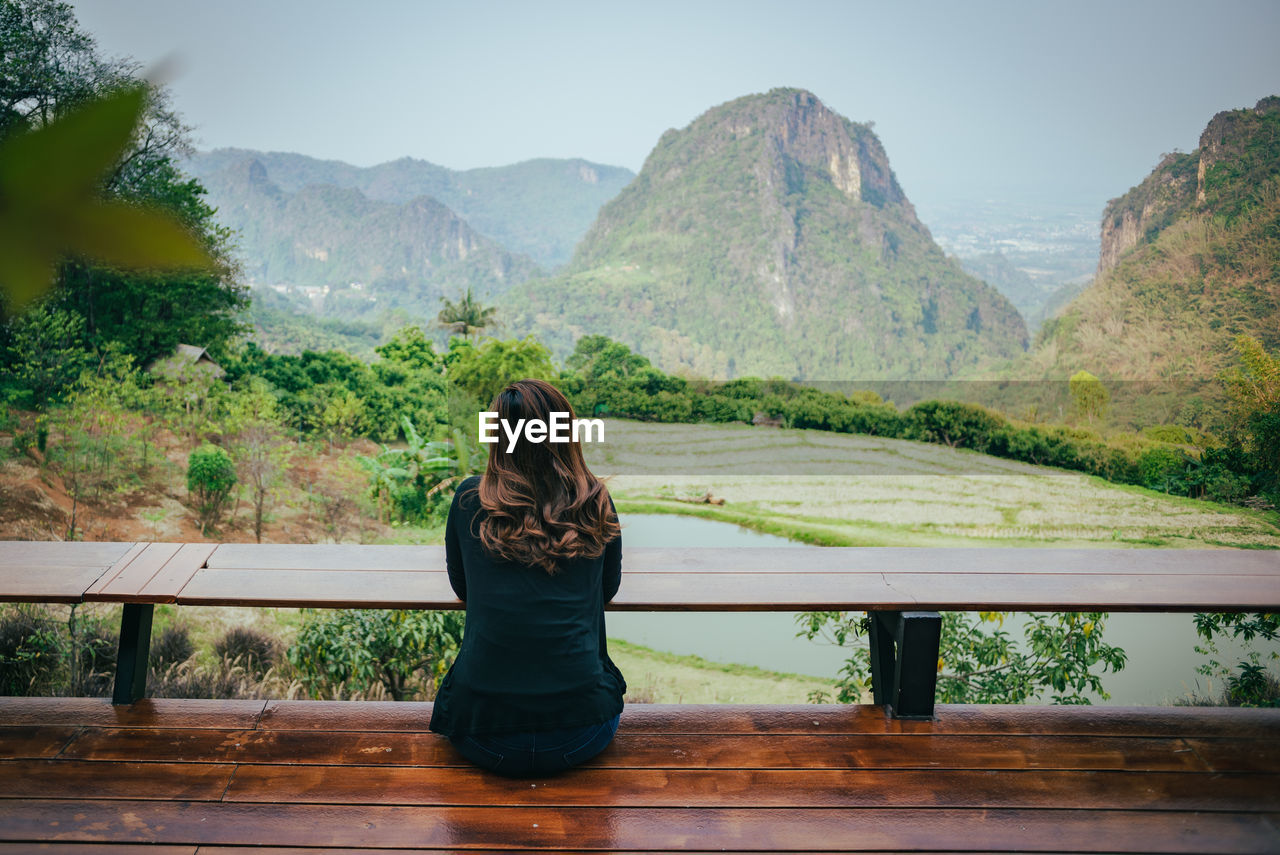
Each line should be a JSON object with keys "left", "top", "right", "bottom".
{"left": 429, "top": 378, "right": 625, "bottom": 777}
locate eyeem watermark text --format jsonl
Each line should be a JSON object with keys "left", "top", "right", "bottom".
{"left": 479, "top": 412, "right": 605, "bottom": 452}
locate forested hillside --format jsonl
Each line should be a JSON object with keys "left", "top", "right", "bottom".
{"left": 187, "top": 149, "right": 634, "bottom": 270}
{"left": 1028, "top": 97, "right": 1280, "bottom": 382}
{"left": 504, "top": 89, "right": 1028, "bottom": 380}
{"left": 192, "top": 157, "right": 541, "bottom": 311}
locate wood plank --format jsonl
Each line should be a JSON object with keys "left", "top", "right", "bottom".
{"left": 58, "top": 727, "right": 1211, "bottom": 772}
{"left": 222, "top": 765, "right": 1280, "bottom": 811}
{"left": 617, "top": 703, "right": 1280, "bottom": 738}
{"left": 0, "top": 541, "right": 139, "bottom": 569}
{"left": 81, "top": 541, "right": 155, "bottom": 597}
{"left": 0, "top": 846, "right": 196, "bottom": 854}
{"left": 0, "top": 759, "right": 235, "bottom": 801}
{"left": 176, "top": 568, "right": 462, "bottom": 608}
{"left": 173, "top": 567, "right": 1280, "bottom": 611}
{"left": 136, "top": 543, "right": 217, "bottom": 602}
{"left": 252, "top": 700, "right": 1280, "bottom": 738}
{"left": 200, "top": 544, "right": 1280, "bottom": 577}
{"left": 258, "top": 700, "right": 435, "bottom": 731}
{"left": 880, "top": 571, "right": 1280, "bottom": 612}
{"left": 0, "top": 726, "right": 79, "bottom": 760}
{"left": 0, "top": 801, "right": 1275, "bottom": 852}
{"left": 0, "top": 564, "right": 122, "bottom": 603}
{"left": 84, "top": 542, "right": 183, "bottom": 602}
{"left": 206, "top": 543, "right": 445, "bottom": 571}
{"left": 0, "top": 698, "right": 267, "bottom": 729}
{"left": 1188, "top": 738, "right": 1280, "bottom": 773}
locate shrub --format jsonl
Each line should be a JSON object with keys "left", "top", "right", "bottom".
{"left": 288, "top": 609, "right": 464, "bottom": 701}
{"left": 187, "top": 444, "right": 237, "bottom": 533}
{"left": 151, "top": 624, "right": 195, "bottom": 668}
{"left": 214, "top": 625, "right": 280, "bottom": 675}
{"left": 0, "top": 607, "right": 62, "bottom": 695}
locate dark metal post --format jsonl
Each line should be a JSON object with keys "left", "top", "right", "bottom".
{"left": 868, "top": 610, "right": 899, "bottom": 706}
{"left": 112, "top": 603, "right": 153, "bottom": 705}
{"left": 891, "top": 611, "right": 942, "bottom": 719}
{"left": 868, "top": 609, "right": 942, "bottom": 720}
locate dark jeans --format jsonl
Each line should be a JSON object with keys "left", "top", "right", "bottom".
{"left": 449, "top": 714, "right": 621, "bottom": 778}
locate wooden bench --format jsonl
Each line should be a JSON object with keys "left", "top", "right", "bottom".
{"left": 2, "top": 541, "right": 1279, "bottom": 852}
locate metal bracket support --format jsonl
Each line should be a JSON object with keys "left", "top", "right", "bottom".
{"left": 868, "top": 609, "right": 942, "bottom": 719}
{"left": 112, "top": 603, "right": 154, "bottom": 705}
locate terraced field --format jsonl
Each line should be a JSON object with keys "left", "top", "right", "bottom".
{"left": 584, "top": 420, "right": 1280, "bottom": 549}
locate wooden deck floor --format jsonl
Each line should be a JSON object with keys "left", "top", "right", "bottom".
{"left": 0, "top": 697, "right": 1278, "bottom": 853}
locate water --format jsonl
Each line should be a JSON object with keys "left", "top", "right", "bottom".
{"left": 612, "top": 513, "right": 1277, "bottom": 705}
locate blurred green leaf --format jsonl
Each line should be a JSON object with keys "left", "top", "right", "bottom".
{"left": 0, "top": 84, "right": 216, "bottom": 312}
{"left": 64, "top": 201, "right": 210, "bottom": 270}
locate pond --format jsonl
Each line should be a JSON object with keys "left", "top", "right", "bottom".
{"left": 613, "top": 513, "right": 1275, "bottom": 705}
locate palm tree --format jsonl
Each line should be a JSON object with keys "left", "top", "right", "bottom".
{"left": 437, "top": 287, "right": 499, "bottom": 341}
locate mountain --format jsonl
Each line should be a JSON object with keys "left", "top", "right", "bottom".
{"left": 187, "top": 150, "right": 634, "bottom": 269}
{"left": 1028, "top": 96, "right": 1280, "bottom": 381}
{"left": 195, "top": 157, "right": 540, "bottom": 316}
{"left": 503, "top": 88, "right": 1028, "bottom": 380}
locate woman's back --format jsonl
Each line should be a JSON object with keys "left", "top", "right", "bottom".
{"left": 430, "top": 475, "right": 624, "bottom": 737}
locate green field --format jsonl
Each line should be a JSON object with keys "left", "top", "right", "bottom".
{"left": 585, "top": 420, "right": 1280, "bottom": 549}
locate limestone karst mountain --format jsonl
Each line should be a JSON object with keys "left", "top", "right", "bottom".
{"left": 1029, "top": 96, "right": 1280, "bottom": 382}
{"left": 505, "top": 88, "right": 1028, "bottom": 380}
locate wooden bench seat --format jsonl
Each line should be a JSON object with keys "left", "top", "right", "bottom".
{"left": 0, "top": 697, "right": 1277, "bottom": 852}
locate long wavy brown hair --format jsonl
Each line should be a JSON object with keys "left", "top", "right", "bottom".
{"left": 475, "top": 379, "right": 619, "bottom": 573}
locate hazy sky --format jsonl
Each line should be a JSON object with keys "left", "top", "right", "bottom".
{"left": 72, "top": 0, "right": 1279, "bottom": 212}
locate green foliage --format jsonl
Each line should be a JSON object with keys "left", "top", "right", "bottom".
{"left": 358, "top": 417, "right": 482, "bottom": 525}
{"left": 799, "top": 610, "right": 1127, "bottom": 705}
{"left": 287, "top": 609, "right": 464, "bottom": 701}
{"left": 1223, "top": 334, "right": 1280, "bottom": 495}
{"left": 186, "top": 444, "right": 236, "bottom": 534}
{"left": 0, "top": 301, "right": 93, "bottom": 405}
{"left": 0, "top": 80, "right": 213, "bottom": 312}
{"left": 0, "top": 0, "right": 244, "bottom": 376}
{"left": 446, "top": 335, "right": 556, "bottom": 408}
{"left": 0, "top": 603, "right": 117, "bottom": 697}
{"left": 0, "top": 605, "right": 63, "bottom": 694}
{"left": 437, "top": 286, "right": 499, "bottom": 341}
{"left": 44, "top": 351, "right": 152, "bottom": 538}
{"left": 1193, "top": 612, "right": 1280, "bottom": 707}
{"left": 1069, "top": 370, "right": 1109, "bottom": 423}
{"left": 224, "top": 336, "right": 449, "bottom": 443}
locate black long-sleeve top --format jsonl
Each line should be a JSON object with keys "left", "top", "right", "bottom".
{"left": 428, "top": 476, "right": 625, "bottom": 737}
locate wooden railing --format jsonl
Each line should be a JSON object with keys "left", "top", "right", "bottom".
{"left": 3, "top": 541, "right": 1278, "bottom": 718}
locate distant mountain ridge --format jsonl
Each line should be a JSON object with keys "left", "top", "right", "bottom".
{"left": 187, "top": 149, "right": 634, "bottom": 269}
{"left": 1028, "top": 95, "right": 1280, "bottom": 380}
{"left": 505, "top": 88, "right": 1028, "bottom": 379}
{"left": 196, "top": 156, "right": 540, "bottom": 313}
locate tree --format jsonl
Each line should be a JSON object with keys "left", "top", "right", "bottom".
{"left": 436, "top": 287, "right": 498, "bottom": 341}
{"left": 1069, "top": 371, "right": 1109, "bottom": 424}
{"left": 0, "top": 302, "right": 93, "bottom": 406}
{"left": 1223, "top": 334, "right": 1280, "bottom": 492}
{"left": 0, "top": 0, "right": 242, "bottom": 366}
{"left": 187, "top": 444, "right": 236, "bottom": 535}
{"left": 226, "top": 378, "right": 291, "bottom": 543}
{"left": 446, "top": 336, "right": 556, "bottom": 406}
{"left": 288, "top": 609, "right": 464, "bottom": 701}
{"left": 374, "top": 324, "right": 438, "bottom": 371}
